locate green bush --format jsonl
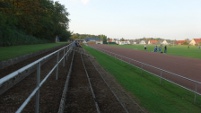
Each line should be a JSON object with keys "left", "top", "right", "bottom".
{"left": 0, "top": 13, "right": 49, "bottom": 46}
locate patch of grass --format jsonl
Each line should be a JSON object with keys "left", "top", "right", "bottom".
{"left": 84, "top": 46, "right": 201, "bottom": 113}
{"left": 0, "top": 42, "right": 68, "bottom": 61}
{"left": 112, "top": 44, "right": 201, "bottom": 59}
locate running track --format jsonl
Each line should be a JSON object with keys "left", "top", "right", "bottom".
{"left": 91, "top": 44, "right": 201, "bottom": 94}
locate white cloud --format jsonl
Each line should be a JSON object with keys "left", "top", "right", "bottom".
{"left": 81, "top": 0, "right": 90, "bottom": 4}
{"left": 68, "top": 0, "right": 90, "bottom": 5}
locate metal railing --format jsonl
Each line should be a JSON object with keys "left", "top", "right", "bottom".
{"left": 0, "top": 42, "right": 75, "bottom": 113}
{"left": 91, "top": 46, "right": 201, "bottom": 103}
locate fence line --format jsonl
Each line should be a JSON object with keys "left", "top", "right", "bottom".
{"left": 91, "top": 46, "right": 201, "bottom": 102}
{"left": 0, "top": 42, "right": 75, "bottom": 113}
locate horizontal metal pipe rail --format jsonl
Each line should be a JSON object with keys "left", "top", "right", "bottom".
{"left": 91, "top": 46, "right": 201, "bottom": 101}
{"left": 0, "top": 43, "right": 74, "bottom": 85}
{"left": 0, "top": 42, "right": 75, "bottom": 113}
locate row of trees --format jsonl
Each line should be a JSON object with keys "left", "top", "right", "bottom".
{"left": 0, "top": 0, "right": 71, "bottom": 46}
{"left": 71, "top": 33, "right": 108, "bottom": 44}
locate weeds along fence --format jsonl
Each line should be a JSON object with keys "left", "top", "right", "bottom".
{"left": 0, "top": 41, "right": 76, "bottom": 113}
{"left": 91, "top": 46, "right": 201, "bottom": 103}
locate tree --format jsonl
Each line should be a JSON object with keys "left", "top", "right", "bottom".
{"left": 0, "top": 0, "right": 71, "bottom": 44}
{"left": 98, "top": 34, "right": 107, "bottom": 44}
{"left": 120, "top": 37, "right": 125, "bottom": 41}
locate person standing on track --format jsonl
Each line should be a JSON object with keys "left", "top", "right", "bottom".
{"left": 154, "top": 45, "right": 158, "bottom": 52}
{"left": 144, "top": 45, "right": 147, "bottom": 51}
{"left": 164, "top": 45, "right": 167, "bottom": 53}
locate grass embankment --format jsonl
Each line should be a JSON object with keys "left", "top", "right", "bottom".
{"left": 0, "top": 42, "right": 68, "bottom": 61}
{"left": 84, "top": 46, "right": 201, "bottom": 113}
{"left": 112, "top": 44, "right": 201, "bottom": 59}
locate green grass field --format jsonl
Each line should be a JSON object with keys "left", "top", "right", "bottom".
{"left": 84, "top": 45, "right": 201, "bottom": 113}
{"left": 0, "top": 42, "right": 68, "bottom": 61}
{"left": 111, "top": 44, "right": 201, "bottom": 59}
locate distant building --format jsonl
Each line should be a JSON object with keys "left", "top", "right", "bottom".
{"left": 161, "top": 40, "right": 169, "bottom": 45}
{"left": 87, "top": 40, "right": 96, "bottom": 45}
{"left": 148, "top": 40, "right": 158, "bottom": 45}
{"left": 107, "top": 38, "right": 115, "bottom": 43}
{"left": 85, "top": 37, "right": 103, "bottom": 44}
{"left": 132, "top": 41, "right": 137, "bottom": 44}
{"left": 189, "top": 38, "right": 201, "bottom": 45}
{"left": 75, "top": 39, "right": 85, "bottom": 43}
{"left": 117, "top": 40, "right": 130, "bottom": 45}
{"left": 175, "top": 40, "right": 186, "bottom": 45}
{"left": 85, "top": 37, "right": 100, "bottom": 42}
{"left": 96, "top": 40, "right": 103, "bottom": 44}
{"left": 139, "top": 40, "right": 146, "bottom": 45}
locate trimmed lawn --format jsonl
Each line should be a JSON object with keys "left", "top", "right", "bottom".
{"left": 84, "top": 46, "right": 201, "bottom": 113}
{"left": 0, "top": 42, "right": 68, "bottom": 61}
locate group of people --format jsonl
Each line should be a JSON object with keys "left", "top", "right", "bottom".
{"left": 75, "top": 41, "right": 82, "bottom": 47}
{"left": 154, "top": 45, "right": 167, "bottom": 53}
{"left": 144, "top": 45, "right": 167, "bottom": 53}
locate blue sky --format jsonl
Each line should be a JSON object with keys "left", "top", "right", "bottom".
{"left": 55, "top": 0, "right": 201, "bottom": 40}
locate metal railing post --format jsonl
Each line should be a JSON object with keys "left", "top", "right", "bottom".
{"left": 63, "top": 49, "right": 65, "bottom": 67}
{"left": 160, "top": 71, "right": 163, "bottom": 84}
{"left": 56, "top": 52, "right": 59, "bottom": 80}
{"left": 194, "top": 83, "right": 198, "bottom": 103}
{"left": 141, "top": 63, "right": 143, "bottom": 74}
{"left": 66, "top": 48, "right": 68, "bottom": 60}
{"left": 35, "top": 62, "right": 41, "bottom": 113}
